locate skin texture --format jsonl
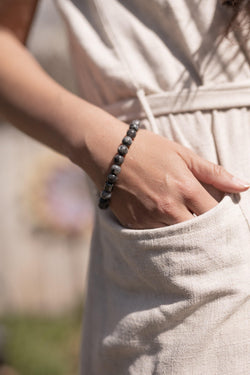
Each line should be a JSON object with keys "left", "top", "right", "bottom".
{"left": 0, "top": 1, "right": 249, "bottom": 229}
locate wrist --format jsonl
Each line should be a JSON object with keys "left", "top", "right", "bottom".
{"left": 67, "top": 98, "right": 128, "bottom": 190}
{"left": 98, "top": 120, "right": 141, "bottom": 209}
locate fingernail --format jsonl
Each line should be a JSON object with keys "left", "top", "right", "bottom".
{"left": 232, "top": 176, "right": 250, "bottom": 188}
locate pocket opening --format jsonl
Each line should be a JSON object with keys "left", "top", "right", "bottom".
{"left": 99, "top": 192, "right": 242, "bottom": 241}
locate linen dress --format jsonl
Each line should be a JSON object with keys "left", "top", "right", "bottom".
{"left": 55, "top": 1, "right": 250, "bottom": 374}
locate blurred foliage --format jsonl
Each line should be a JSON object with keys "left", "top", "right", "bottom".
{"left": 0, "top": 304, "right": 83, "bottom": 375}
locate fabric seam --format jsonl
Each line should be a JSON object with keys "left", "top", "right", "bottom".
{"left": 92, "top": 0, "right": 140, "bottom": 92}
{"left": 238, "top": 201, "right": 250, "bottom": 231}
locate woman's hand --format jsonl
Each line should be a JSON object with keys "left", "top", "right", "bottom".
{"left": 107, "top": 128, "right": 250, "bottom": 229}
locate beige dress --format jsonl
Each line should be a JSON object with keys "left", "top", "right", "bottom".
{"left": 55, "top": 1, "right": 250, "bottom": 374}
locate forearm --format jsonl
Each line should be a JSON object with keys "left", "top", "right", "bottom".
{"left": 0, "top": 28, "right": 127, "bottom": 189}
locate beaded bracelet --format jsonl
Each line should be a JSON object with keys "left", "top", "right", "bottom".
{"left": 98, "top": 119, "right": 140, "bottom": 209}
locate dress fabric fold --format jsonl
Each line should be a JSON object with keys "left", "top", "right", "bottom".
{"left": 54, "top": 1, "right": 250, "bottom": 373}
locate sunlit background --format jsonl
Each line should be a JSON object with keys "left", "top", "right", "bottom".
{"left": 0, "top": 1, "right": 94, "bottom": 374}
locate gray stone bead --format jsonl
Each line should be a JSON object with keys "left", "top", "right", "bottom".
{"left": 127, "top": 129, "right": 136, "bottom": 139}
{"left": 129, "top": 120, "right": 140, "bottom": 131}
{"left": 122, "top": 136, "right": 132, "bottom": 147}
{"left": 111, "top": 164, "right": 121, "bottom": 176}
{"left": 98, "top": 197, "right": 110, "bottom": 209}
{"left": 107, "top": 174, "right": 118, "bottom": 184}
{"left": 118, "top": 144, "right": 128, "bottom": 156}
{"left": 100, "top": 190, "right": 112, "bottom": 200}
{"left": 114, "top": 154, "right": 124, "bottom": 165}
{"left": 104, "top": 182, "right": 113, "bottom": 192}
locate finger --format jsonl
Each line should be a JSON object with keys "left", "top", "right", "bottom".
{"left": 162, "top": 206, "right": 195, "bottom": 226}
{"left": 184, "top": 179, "right": 221, "bottom": 216}
{"left": 184, "top": 150, "right": 250, "bottom": 192}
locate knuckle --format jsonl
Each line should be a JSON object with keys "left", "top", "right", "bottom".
{"left": 212, "top": 163, "right": 225, "bottom": 177}
{"left": 156, "top": 196, "right": 175, "bottom": 216}
{"left": 180, "top": 147, "right": 197, "bottom": 168}
{"left": 177, "top": 177, "right": 197, "bottom": 198}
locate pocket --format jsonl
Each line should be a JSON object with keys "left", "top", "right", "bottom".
{"left": 238, "top": 188, "right": 250, "bottom": 228}
{"left": 104, "top": 192, "right": 235, "bottom": 238}
{"left": 98, "top": 192, "right": 250, "bottom": 296}
{"left": 96, "top": 192, "right": 250, "bottom": 370}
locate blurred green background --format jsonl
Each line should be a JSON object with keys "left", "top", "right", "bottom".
{"left": 0, "top": 305, "right": 82, "bottom": 375}
{"left": 0, "top": 1, "right": 93, "bottom": 374}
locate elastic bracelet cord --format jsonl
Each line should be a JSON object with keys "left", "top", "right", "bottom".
{"left": 98, "top": 119, "right": 140, "bottom": 209}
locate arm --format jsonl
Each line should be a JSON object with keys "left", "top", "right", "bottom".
{"left": 0, "top": 4, "right": 249, "bottom": 229}
{"left": 0, "top": 27, "right": 128, "bottom": 190}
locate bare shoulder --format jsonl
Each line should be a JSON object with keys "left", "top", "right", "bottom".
{"left": 0, "top": 0, "right": 39, "bottom": 44}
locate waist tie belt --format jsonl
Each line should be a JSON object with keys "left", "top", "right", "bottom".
{"left": 102, "top": 80, "right": 250, "bottom": 135}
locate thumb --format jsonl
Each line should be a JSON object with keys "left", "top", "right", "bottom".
{"left": 184, "top": 151, "right": 250, "bottom": 192}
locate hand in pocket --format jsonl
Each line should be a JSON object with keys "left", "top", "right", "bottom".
{"left": 110, "top": 128, "right": 249, "bottom": 229}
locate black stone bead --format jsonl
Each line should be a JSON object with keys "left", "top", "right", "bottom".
{"left": 107, "top": 174, "right": 118, "bottom": 184}
{"left": 100, "top": 190, "right": 112, "bottom": 200}
{"left": 118, "top": 144, "right": 128, "bottom": 156}
{"left": 104, "top": 182, "right": 113, "bottom": 193}
{"left": 111, "top": 164, "right": 121, "bottom": 176}
{"left": 114, "top": 154, "right": 124, "bottom": 165}
{"left": 98, "top": 197, "right": 110, "bottom": 209}
{"left": 122, "top": 136, "right": 132, "bottom": 147}
{"left": 127, "top": 129, "right": 136, "bottom": 139}
{"left": 129, "top": 120, "right": 140, "bottom": 131}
